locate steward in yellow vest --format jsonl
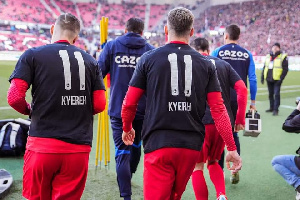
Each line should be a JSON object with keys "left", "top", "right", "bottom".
{"left": 261, "top": 43, "right": 289, "bottom": 116}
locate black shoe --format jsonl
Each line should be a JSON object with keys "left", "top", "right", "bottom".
{"left": 273, "top": 110, "right": 279, "bottom": 116}
{"left": 266, "top": 109, "right": 273, "bottom": 113}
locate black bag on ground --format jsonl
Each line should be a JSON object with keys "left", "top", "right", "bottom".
{"left": 0, "top": 119, "right": 30, "bottom": 156}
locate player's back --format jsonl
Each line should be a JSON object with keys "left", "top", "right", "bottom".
{"left": 10, "top": 42, "right": 103, "bottom": 145}
{"left": 212, "top": 43, "right": 251, "bottom": 85}
{"left": 130, "top": 43, "right": 221, "bottom": 153}
{"left": 98, "top": 33, "right": 154, "bottom": 119}
{"left": 203, "top": 56, "right": 241, "bottom": 125}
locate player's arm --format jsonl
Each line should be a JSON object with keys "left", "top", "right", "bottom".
{"left": 210, "top": 47, "right": 220, "bottom": 57}
{"left": 93, "top": 90, "right": 106, "bottom": 114}
{"left": 121, "top": 54, "right": 148, "bottom": 145}
{"left": 247, "top": 51, "right": 257, "bottom": 109}
{"left": 97, "top": 42, "right": 111, "bottom": 78}
{"left": 122, "top": 87, "right": 145, "bottom": 132}
{"left": 207, "top": 92, "right": 236, "bottom": 151}
{"left": 93, "top": 63, "right": 107, "bottom": 114}
{"left": 7, "top": 78, "right": 31, "bottom": 115}
{"left": 206, "top": 64, "right": 242, "bottom": 173}
{"left": 228, "top": 65, "right": 248, "bottom": 131}
{"left": 7, "top": 50, "right": 34, "bottom": 115}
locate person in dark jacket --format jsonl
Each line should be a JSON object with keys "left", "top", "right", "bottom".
{"left": 272, "top": 101, "right": 300, "bottom": 200}
{"left": 261, "top": 43, "right": 289, "bottom": 116}
{"left": 97, "top": 18, "right": 154, "bottom": 200}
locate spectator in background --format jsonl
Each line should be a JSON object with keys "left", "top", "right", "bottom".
{"left": 272, "top": 101, "right": 300, "bottom": 200}
{"left": 261, "top": 43, "right": 289, "bottom": 116}
{"left": 93, "top": 45, "right": 101, "bottom": 60}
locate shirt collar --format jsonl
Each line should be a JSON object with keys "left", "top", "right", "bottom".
{"left": 169, "top": 41, "right": 188, "bottom": 45}
{"left": 54, "top": 40, "right": 70, "bottom": 44}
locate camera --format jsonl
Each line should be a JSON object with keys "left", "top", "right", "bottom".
{"left": 296, "top": 97, "right": 300, "bottom": 105}
{"left": 296, "top": 146, "right": 300, "bottom": 155}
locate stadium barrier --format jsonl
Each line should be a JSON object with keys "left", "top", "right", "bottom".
{"left": 0, "top": 51, "right": 22, "bottom": 61}
{"left": 1, "top": 52, "right": 300, "bottom": 71}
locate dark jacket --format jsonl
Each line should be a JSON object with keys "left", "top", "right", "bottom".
{"left": 282, "top": 109, "right": 300, "bottom": 169}
{"left": 282, "top": 109, "right": 300, "bottom": 133}
{"left": 97, "top": 32, "right": 154, "bottom": 119}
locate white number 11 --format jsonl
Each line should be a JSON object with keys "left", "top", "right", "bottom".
{"left": 59, "top": 50, "right": 86, "bottom": 91}
{"left": 168, "top": 53, "right": 193, "bottom": 97}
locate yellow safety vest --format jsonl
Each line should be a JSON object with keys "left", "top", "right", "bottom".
{"left": 264, "top": 53, "right": 287, "bottom": 80}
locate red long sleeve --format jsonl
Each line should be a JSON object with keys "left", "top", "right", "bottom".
{"left": 7, "top": 78, "right": 31, "bottom": 115}
{"left": 93, "top": 90, "right": 106, "bottom": 115}
{"left": 234, "top": 80, "right": 248, "bottom": 125}
{"left": 121, "top": 86, "right": 145, "bottom": 132}
{"left": 207, "top": 92, "right": 237, "bottom": 151}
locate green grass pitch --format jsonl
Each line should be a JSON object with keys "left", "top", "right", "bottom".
{"left": 0, "top": 60, "right": 299, "bottom": 199}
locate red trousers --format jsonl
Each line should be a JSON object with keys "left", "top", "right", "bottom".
{"left": 23, "top": 150, "right": 89, "bottom": 200}
{"left": 144, "top": 148, "right": 200, "bottom": 200}
{"left": 198, "top": 124, "right": 225, "bottom": 163}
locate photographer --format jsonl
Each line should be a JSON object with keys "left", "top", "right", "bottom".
{"left": 271, "top": 100, "right": 300, "bottom": 200}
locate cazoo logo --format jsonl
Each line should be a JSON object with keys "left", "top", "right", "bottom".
{"left": 219, "top": 50, "right": 249, "bottom": 59}
{"left": 115, "top": 55, "right": 140, "bottom": 65}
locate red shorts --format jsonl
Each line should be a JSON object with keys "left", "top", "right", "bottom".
{"left": 198, "top": 124, "right": 225, "bottom": 163}
{"left": 23, "top": 150, "right": 89, "bottom": 200}
{"left": 144, "top": 148, "right": 200, "bottom": 200}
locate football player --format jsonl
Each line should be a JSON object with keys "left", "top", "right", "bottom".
{"left": 97, "top": 18, "right": 154, "bottom": 200}
{"left": 191, "top": 37, "right": 248, "bottom": 200}
{"left": 121, "top": 7, "right": 242, "bottom": 200}
{"left": 8, "top": 13, "right": 106, "bottom": 200}
{"left": 211, "top": 24, "right": 257, "bottom": 183}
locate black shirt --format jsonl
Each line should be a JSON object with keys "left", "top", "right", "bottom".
{"left": 202, "top": 56, "right": 242, "bottom": 126}
{"left": 282, "top": 109, "right": 300, "bottom": 133}
{"left": 129, "top": 43, "right": 221, "bottom": 153}
{"left": 9, "top": 42, "right": 105, "bottom": 146}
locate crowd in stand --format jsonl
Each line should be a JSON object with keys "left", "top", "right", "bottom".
{"left": 193, "top": 0, "right": 300, "bottom": 56}
{"left": 0, "top": 0, "right": 53, "bottom": 24}
{"left": 1, "top": 0, "right": 299, "bottom": 56}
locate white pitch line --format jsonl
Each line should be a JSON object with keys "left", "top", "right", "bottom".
{"left": 256, "top": 89, "right": 300, "bottom": 96}
{"left": 281, "top": 105, "right": 296, "bottom": 110}
{"left": 256, "top": 85, "right": 300, "bottom": 91}
{"left": 0, "top": 106, "right": 12, "bottom": 110}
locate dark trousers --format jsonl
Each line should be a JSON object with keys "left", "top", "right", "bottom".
{"left": 267, "top": 80, "right": 282, "bottom": 111}
{"left": 110, "top": 117, "right": 143, "bottom": 198}
{"left": 219, "top": 101, "right": 240, "bottom": 169}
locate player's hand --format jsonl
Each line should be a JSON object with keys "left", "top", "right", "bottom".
{"left": 297, "top": 101, "right": 300, "bottom": 111}
{"left": 122, "top": 128, "right": 135, "bottom": 146}
{"left": 234, "top": 124, "right": 245, "bottom": 132}
{"left": 261, "top": 79, "right": 264, "bottom": 85}
{"left": 250, "top": 104, "right": 256, "bottom": 111}
{"left": 225, "top": 150, "right": 242, "bottom": 174}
